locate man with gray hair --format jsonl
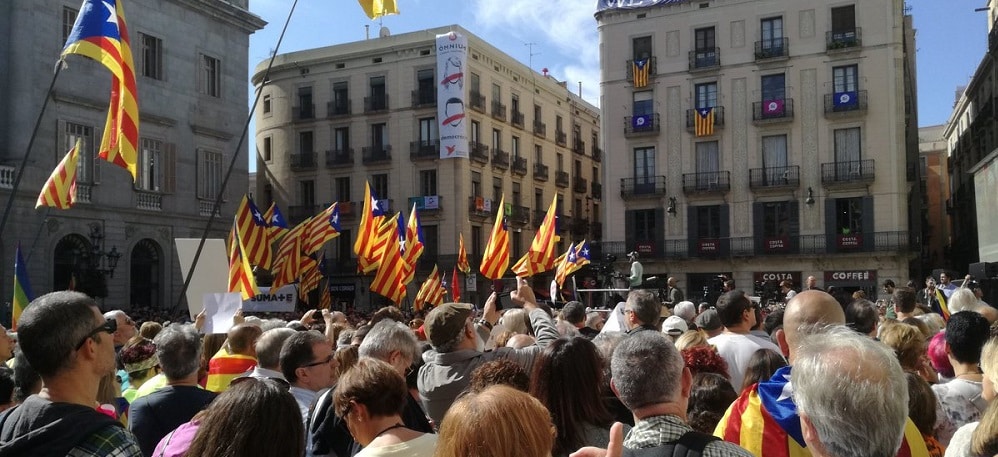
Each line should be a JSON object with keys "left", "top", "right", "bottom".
{"left": 129, "top": 324, "right": 217, "bottom": 457}
{"left": 247, "top": 328, "right": 297, "bottom": 381}
{"left": 622, "top": 290, "right": 662, "bottom": 334}
{"left": 793, "top": 325, "right": 909, "bottom": 457}
{"left": 104, "top": 309, "right": 137, "bottom": 349}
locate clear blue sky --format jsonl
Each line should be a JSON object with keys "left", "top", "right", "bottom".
{"left": 245, "top": 0, "right": 986, "bottom": 171}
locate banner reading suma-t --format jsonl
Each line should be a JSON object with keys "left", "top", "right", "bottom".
{"left": 436, "top": 31, "right": 468, "bottom": 159}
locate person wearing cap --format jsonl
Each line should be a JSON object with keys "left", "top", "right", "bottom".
{"left": 562, "top": 301, "right": 599, "bottom": 339}
{"left": 660, "top": 316, "right": 687, "bottom": 342}
{"left": 695, "top": 309, "right": 723, "bottom": 339}
{"left": 627, "top": 252, "right": 643, "bottom": 289}
{"left": 707, "top": 290, "right": 782, "bottom": 391}
{"left": 418, "top": 278, "right": 558, "bottom": 426}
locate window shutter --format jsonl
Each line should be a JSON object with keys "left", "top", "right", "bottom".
{"left": 752, "top": 202, "right": 764, "bottom": 253}
{"left": 687, "top": 205, "right": 699, "bottom": 256}
{"left": 862, "top": 196, "right": 875, "bottom": 250}
{"left": 789, "top": 201, "right": 800, "bottom": 252}
{"left": 624, "top": 210, "right": 636, "bottom": 253}
{"left": 163, "top": 143, "right": 176, "bottom": 194}
{"left": 654, "top": 208, "right": 665, "bottom": 258}
{"left": 825, "top": 198, "right": 837, "bottom": 253}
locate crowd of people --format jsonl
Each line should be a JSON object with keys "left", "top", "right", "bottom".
{"left": 0, "top": 273, "right": 996, "bottom": 457}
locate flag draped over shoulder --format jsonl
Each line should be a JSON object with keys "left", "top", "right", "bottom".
{"left": 36, "top": 139, "right": 80, "bottom": 210}
{"left": 235, "top": 195, "right": 273, "bottom": 269}
{"left": 206, "top": 347, "right": 257, "bottom": 393}
{"left": 358, "top": 0, "right": 399, "bottom": 19}
{"left": 304, "top": 203, "right": 340, "bottom": 255}
{"left": 414, "top": 265, "right": 444, "bottom": 312}
{"left": 227, "top": 223, "right": 259, "bottom": 301}
{"left": 61, "top": 0, "right": 139, "bottom": 180}
{"left": 12, "top": 244, "right": 33, "bottom": 330}
{"left": 480, "top": 196, "right": 510, "bottom": 280}
{"left": 354, "top": 182, "right": 387, "bottom": 273}
{"left": 512, "top": 196, "right": 559, "bottom": 277}
{"left": 370, "top": 214, "right": 406, "bottom": 304}
{"left": 400, "top": 203, "right": 424, "bottom": 285}
{"left": 695, "top": 107, "right": 715, "bottom": 137}
{"left": 457, "top": 233, "right": 471, "bottom": 273}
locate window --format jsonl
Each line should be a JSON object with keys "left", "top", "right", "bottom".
{"left": 834, "top": 128, "right": 861, "bottom": 177}
{"left": 198, "top": 54, "right": 221, "bottom": 97}
{"left": 492, "top": 129, "right": 502, "bottom": 150}
{"left": 299, "top": 180, "right": 315, "bottom": 207}
{"left": 696, "top": 141, "right": 719, "bottom": 187}
{"left": 416, "top": 69, "right": 434, "bottom": 104}
{"left": 633, "top": 36, "right": 652, "bottom": 60}
{"left": 633, "top": 147, "right": 655, "bottom": 191}
{"left": 471, "top": 171, "right": 482, "bottom": 196}
{"left": 263, "top": 94, "right": 271, "bottom": 114}
{"left": 333, "top": 127, "right": 349, "bottom": 152}
{"left": 197, "top": 149, "right": 223, "bottom": 200}
{"left": 470, "top": 73, "right": 480, "bottom": 94}
{"left": 760, "top": 17, "right": 784, "bottom": 50}
{"left": 835, "top": 197, "right": 863, "bottom": 235}
{"left": 761, "top": 74, "right": 785, "bottom": 101}
{"left": 262, "top": 136, "right": 272, "bottom": 161}
{"left": 493, "top": 177, "right": 503, "bottom": 202}
{"left": 299, "top": 131, "right": 313, "bottom": 154}
{"left": 511, "top": 136, "right": 520, "bottom": 158}
{"left": 512, "top": 182, "right": 521, "bottom": 205}
{"left": 471, "top": 121, "right": 480, "bottom": 144}
{"left": 422, "top": 226, "right": 439, "bottom": 259}
{"left": 534, "top": 145, "right": 543, "bottom": 164}
{"left": 535, "top": 189, "right": 544, "bottom": 210}
{"left": 762, "top": 202, "right": 791, "bottom": 237}
{"left": 371, "top": 123, "right": 387, "bottom": 150}
{"left": 332, "top": 81, "right": 349, "bottom": 115}
{"left": 420, "top": 170, "right": 437, "bottom": 196}
{"left": 297, "top": 86, "right": 314, "bottom": 118}
{"left": 762, "top": 135, "right": 788, "bottom": 183}
{"left": 556, "top": 115, "right": 564, "bottom": 133}
{"left": 557, "top": 153, "right": 564, "bottom": 172}
{"left": 419, "top": 118, "right": 437, "bottom": 143}
{"left": 694, "top": 27, "right": 717, "bottom": 66}
{"left": 369, "top": 76, "right": 386, "bottom": 110}
{"left": 832, "top": 65, "right": 858, "bottom": 93}
{"left": 139, "top": 138, "right": 162, "bottom": 191}
{"left": 695, "top": 82, "right": 718, "bottom": 108}
{"left": 696, "top": 205, "right": 722, "bottom": 238}
{"left": 492, "top": 83, "right": 501, "bottom": 104}
{"left": 63, "top": 7, "right": 79, "bottom": 43}
{"left": 334, "top": 177, "right": 351, "bottom": 201}
{"left": 511, "top": 94, "right": 520, "bottom": 114}
{"left": 534, "top": 104, "right": 542, "bottom": 123}
{"left": 372, "top": 174, "right": 389, "bottom": 200}
{"left": 64, "top": 121, "right": 98, "bottom": 184}
{"left": 140, "top": 33, "right": 163, "bottom": 80}
{"left": 472, "top": 226, "right": 483, "bottom": 259}
{"left": 633, "top": 209, "right": 657, "bottom": 241}
{"left": 831, "top": 5, "right": 856, "bottom": 35}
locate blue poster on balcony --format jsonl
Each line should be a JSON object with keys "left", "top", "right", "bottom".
{"left": 632, "top": 113, "right": 653, "bottom": 130}
{"left": 833, "top": 91, "right": 858, "bottom": 109}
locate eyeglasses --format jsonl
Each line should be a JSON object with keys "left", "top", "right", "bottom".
{"left": 75, "top": 318, "right": 117, "bottom": 350}
{"left": 230, "top": 375, "right": 291, "bottom": 390}
{"left": 300, "top": 354, "right": 335, "bottom": 369}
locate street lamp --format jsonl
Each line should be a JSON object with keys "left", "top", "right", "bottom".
{"left": 88, "top": 224, "right": 121, "bottom": 278}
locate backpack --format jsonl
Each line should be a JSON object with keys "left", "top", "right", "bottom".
{"left": 622, "top": 430, "right": 720, "bottom": 457}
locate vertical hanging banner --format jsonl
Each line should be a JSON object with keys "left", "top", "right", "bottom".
{"left": 437, "top": 31, "right": 469, "bottom": 159}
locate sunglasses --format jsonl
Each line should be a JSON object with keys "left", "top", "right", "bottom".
{"left": 76, "top": 318, "right": 117, "bottom": 350}
{"left": 300, "top": 354, "right": 335, "bottom": 369}
{"left": 230, "top": 375, "right": 291, "bottom": 390}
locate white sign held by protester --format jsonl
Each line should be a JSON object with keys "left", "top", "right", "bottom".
{"left": 175, "top": 239, "right": 228, "bottom": 320}
{"left": 202, "top": 292, "right": 243, "bottom": 334}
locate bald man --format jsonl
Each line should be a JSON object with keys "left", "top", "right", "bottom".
{"left": 714, "top": 291, "right": 930, "bottom": 457}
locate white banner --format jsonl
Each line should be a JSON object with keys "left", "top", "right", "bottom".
{"left": 436, "top": 31, "right": 469, "bottom": 159}
{"left": 242, "top": 285, "right": 298, "bottom": 312}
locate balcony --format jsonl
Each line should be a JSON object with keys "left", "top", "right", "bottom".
{"left": 411, "top": 89, "right": 436, "bottom": 108}
{"left": 532, "top": 210, "right": 548, "bottom": 228}
{"left": 558, "top": 215, "right": 572, "bottom": 233}
{"left": 625, "top": 57, "right": 657, "bottom": 85}
{"left": 361, "top": 145, "right": 392, "bottom": 165}
{"left": 492, "top": 149, "right": 510, "bottom": 169}
{"left": 0, "top": 165, "right": 15, "bottom": 189}
{"left": 470, "top": 91, "right": 486, "bottom": 113}
{"left": 290, "top": 152, "right": 317, "bottom": 170}
{"left": 468, "top": 196, "right": 492, "bottom": 219}
{"left": 823, "top": 90, "right": 868, "bottom": 117}
{"left": 685, "top": 107, "right": 725, "bottom": 134}
{"left": 682, "top": 171, "right": 731, "bottom": 193}
{"left": 624, "top": 113, "right": 660, "bottom": 136}
{"left": 749, "top": 165, "right": 800, "bottom": 190}
{"left": 555, "top": 130, "right": 567, "bottom": 147}
{"left": 135, "top": 190, "right": 162, "bottom": 211}
{"left": 509, "top": 204, "right": 531, "bottom": 226}
{"left": 76, "top": 184, "right": 92, "bottom": 204}
{"left": 826, "top": 28, "right": 862, "bottom": 52}
{"left": 410, "top": 140, "right": 440, "bottom": 160}
{"left": 326, "top": 100, "right": 350, "bottom": 117}
{"left": 408, "top": 195, "right": 442, "bottom": 214}
{"left": 512, "top": 156, "right": 528, "bottom": 176}
{"left": 533, "top": 120, "right": 546, "bottom": 138}
{"left": 754, "top": 37, "right": 789, "bottom": 61}
{"left": 620, "top": 176, "right": 666, "bottom": 199}
{"left": 573, "top": 139, "right": 586, "bottom": 155}
{"left": 288, "top": 205, "right": 319, "bottom": 225}
{"left": 591, "top": 145, "right": 603, "bottom": 162}
{"left": 689, "top": 47, "right": 720, "bottom": 71}
{"left": 198, "top": 199, "right": 220, "bottom": 217}
{"left": 292, "top": 104, "right": 315, "bottom": 122}
{"left": 364, "top": 94, "right": 388, "bottom": 113}
{"left": 573, "top": 176, "right": 588, "bottom": 194}
{"left": 555, "top": 171, "right": 570, "bottom": 188}
{"left": 820, "top": 159, "right": 875, "bottom": 185}
{"left": 325, "top": 149, "right": 353, "bottom": 168}
{"left": 337, "top": 201, "right": 357, "bottom": 219}
{"left": 752, "top": 98, "right": 794, "bottom": 123}
{"left": 511, "top": 111, "right": 525, "bottom": 129}
{"left": 591, "top": 181, "right": 603, "bottom": 199}
{"left": 533, "top": 163, "right": 549, "bottom": 181}
{"left": 571, "top": 218, "right": 591, "bottom": 237}
{"left": 469, "top": 141, "right": 490, "bottom": 164}
{"left": 491, "top": 101, "right": 507, "bottom": 122}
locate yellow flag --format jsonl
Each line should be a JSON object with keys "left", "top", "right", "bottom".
{"left": 358, "top": 0, "right": 399, "bottom": 19}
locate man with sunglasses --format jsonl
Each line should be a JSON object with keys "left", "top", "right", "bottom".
{"left": 280, "top": 331, "right": 338, "bottom": 423}
{"left": 707, "top": 290, "right": 783, "bottom": 391}
{"left": 0, "top": 291, "right": 142, "bottom": 456}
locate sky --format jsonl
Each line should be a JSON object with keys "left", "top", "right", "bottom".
{"left": 245, "top": 0, "right": 989, "bottom": 172}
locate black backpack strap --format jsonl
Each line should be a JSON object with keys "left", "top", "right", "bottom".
{"left": 622, "top": 430, "right": 720, "bottom": 457}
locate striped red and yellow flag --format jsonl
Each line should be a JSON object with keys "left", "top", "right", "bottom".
{"left": 400, "top": 203, "right": 424, "bottom": 285}
{"left": 227, "top": 222, "right": 259, "bottom": 301}
{"left": 263, "top": 202, "right": 289, "bottom": 239}
{"left": 456, "top": 233, "right": 471, "bottom": 273}
{"left": 205, "top": 347, "right": 258, "bottom": 393}
{"left": 695, "top": 107, "right": 715, "bottom": 137}
{"left": 299, "top": 255, "right": 321, "bottom": 297}
{"left": 318, "top": 278, "right": 332, "bottom": 310}
{"left": 360, "top": 213, "right": 396, "bottom": 274}
{"left": 480, "top": 196, "right": 510, "bottom": 280}
{"left": 512, "top": 196, "right": 559, "bottom": 277}
{"left": 304, "top": 202, "right": 341, "bottom": 255}
{"left": 354, "top": 182, "right": 387, "bottom": 273}
{"left": 370, "top": 214, "right": 406, "bottom": 304}
{"left": 414, "top": 265, "right": 444, "bottom": 312}
{"left": 271, "top": 217, "right": 309, "bottom": 289}
{"left": 62, "top": 0, "right": 139, "bottom": 180}
{"left": 36, "top": 139, "right": 80, "bottom": 209}
{"left": 235, "top": 195, "right": 273, "bottom": 269}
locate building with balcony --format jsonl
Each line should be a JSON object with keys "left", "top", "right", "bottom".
{"left": 918, "top": 125, "right": 949, "bottom": 270}
{"left": 596, "top": 0, "right": 920, "bottom": 300}
{"left": 0, "top": 0, "right": 264, "bottom": 315}
{"left": 253, "top": 25, "right": 601, "bottom": 308}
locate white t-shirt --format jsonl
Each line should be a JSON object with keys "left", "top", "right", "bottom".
{"left": 708, "top": 332, "right": 783, "bottom": 391}
{"left": 354, "top": 433, "right": 438, "bottom": 457}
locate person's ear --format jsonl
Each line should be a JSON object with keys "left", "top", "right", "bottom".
{"left": 680, "top": 366, "right": 693, "bottom": 398}
{"left": 776, "top": 328, "right": 790, "bottom": 358}
{"left": 609, "top": 378, "right": 620, "bottom": 398}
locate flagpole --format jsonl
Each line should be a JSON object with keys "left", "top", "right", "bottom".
{"left": 0, "top": 64, "right": 64, "bottom": 239}
{"left": 174, "top": 0, "right": 303, "bottom": 316}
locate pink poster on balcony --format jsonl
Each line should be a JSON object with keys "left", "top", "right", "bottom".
{"left": 437, "top": 31, "right": 469, "bottom": 159}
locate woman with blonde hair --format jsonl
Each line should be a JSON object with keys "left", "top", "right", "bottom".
{"left": 435, "top": 385, "right": 555, "bottom": 457}
{"left": 880, "top": 322, "right": 938, "bottom": 384}
{"left": 674, "top": 330, "right": 708, "bottom": 351}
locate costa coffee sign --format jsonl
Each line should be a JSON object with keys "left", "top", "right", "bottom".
{"left": 635, "top": 242, "right": 654, "bottom": 254}
{"left": 698, "top": 239, "right": 719, "bottom": 254}
{"left": 763, "top": 236, "right": 790, "bottom": 252}
{"left": 753, "top": 272, "right": 801, "bottom": 284}
{"left": 837, "top": 234, "right": 863, "bottom": 249}
{"left": 824, "top": 270, "right": 877, "bottom": 282}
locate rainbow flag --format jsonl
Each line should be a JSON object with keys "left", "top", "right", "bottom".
{"left": 12, "top": 244, "right": 33, "bottom": 330}
{"left": 205, "top": 347, "right": 257, "bottom": 393}
{"left": 935, "top": 289, "right": 951, "bottom": 320}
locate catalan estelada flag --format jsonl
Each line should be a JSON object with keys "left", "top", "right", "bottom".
{"left": 354, "top": 182, "right": 387, "bottom": 273}
{"left": 358, "top": 0, "right": 398, "bottom": 19}
{"left": 512, "top": 196, "right": 559, "bottom": 277}
{"left": 935, "top": 289, "right": 951, "bottom": 320}
{"left": 554, "top": 243, "right": 578, "bottom": 288}
{"left": 235, "top": 195, "right": 273, "bottom": 269}
{"left": 271, "top": 217, "right": 309, "bottom": 290}
{"left": 370, "top": 213, "right": 406, "bottom": 304}
{"left": 632, "top": 58, "right": 649, "bottom": 88}
{"left": 414, "top": 265, "right": 444, "bottom": 312}
{"left": 12, "top": 244, "right": 33, "bottom": 330}
{"left": 62, "top": 0, "right": 139, "bottom": 180}
{"left": 457, "top": 233, "right": 471, "bottom": 273}
{"left": 480, "top": 196, "right": 510, "bottom": 280}
{"left": 400, "top": 203, "right": 424, "bottom": 285}
{"left": 264, "top": 202, "right": 289, "bottom": 238}
{"left": 715, "top": 366, "right": 930, "bottom": 457}
{"left": 694, "top": 107, "right": 715, "bottom": 137}
{"left": 36, "top": 139, "right": 80, "bottom": 209}
{"left": 298, "top": 255, "right": 321, "bottom": 297}
{"left": 206, "top": 347, "right": 257, "bottom": 393}
{"left": 304, "top": 202, "right": 340, "bottom": 255}
{"left": 227, "top": 222, "right": 259, "bottom": 301}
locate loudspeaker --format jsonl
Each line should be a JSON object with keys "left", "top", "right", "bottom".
{"left": 982, "top": 278, "right": 998, "bottom": 309}
{"left": 969, "top": 262, "right": 998, "bottom": 280}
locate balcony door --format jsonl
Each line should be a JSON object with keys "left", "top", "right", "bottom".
{"left": 762, "top": 135, "right": 788, "bottom": 184}
{"left": 761, "top": 17, "right": 784, "bottom": 51}
{"left": 833, "top": 127, "right": 861, "bottom": 179}
{"left": 633, "top": 147, "right": 655, "bottom": 194}
{"left": 695, "top": 141, "right": 719, "bottom": 188}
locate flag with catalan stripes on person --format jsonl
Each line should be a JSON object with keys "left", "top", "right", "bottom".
{"left": 414, "top": 265, "right": 444, "bottom": 312}
{"left": 694, "top": 107, "right": 715, "bottom": 137}
{"left": 36, "top": 139, "right": 80, "bottom": 210}
{"left": 235, "top": 195, "right": 273, "bottom": 270}
{"left": 400, "top": 203, "right": 424, "bottom": 285}
{"left": 358, "top": 0, "right": 398, "bottom": 19}
{"left": 457, "top": 233, "right": 471, "bottom": 273}
{"left": 12, "top": 244, "right": 34, "bottom": 330}
{"left": 512, "top": 196, "right": 559, "bottom": 277}
{"left": 227, "top": 222, "right": 259, "bottom": 301}
{"left": 354, "top": 182, "right": 388, "bottom": 273}
{"left": 304, "top": 202, "right": 340, "bottom": 255}
{"left": 271, "top": 217, "right": 309, "bottom": 290}
{"left": 714, "top": 366, "right": 930, "bottom": 457}
{"left": 263, "top": 202, "right": 289, "bottom": 238}
{"left": 632, "top": 58, "right": 649, "bottom": 88}
{"left": 370, "top": 213, "right": 406, "bottom": 304}
{"left": 61, "top": 0, "right": 139, "bottom": 180}
{"left": 480, "top": 196, "right": 510, "bottom": 280}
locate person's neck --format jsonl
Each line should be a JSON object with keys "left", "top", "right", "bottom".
{"left": 631, "top": 401, "right": 687, "bottom": 423}
{"left": 723, "top": 323, "right": 751, "bottom": 335}
{"left": 357, "top": 415, "right": 407, "bottom": 447}
{"left": 895, "top": 311, "right": 915, "bottom": 320}
{"left": 166, "top": 372, "right": 200, "bottom": 387}
{"left": 38, "top": 373, "right": 100, "bottom": 408}
{"left": 952, "top": 361, "right": 982, "bottom": 380}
